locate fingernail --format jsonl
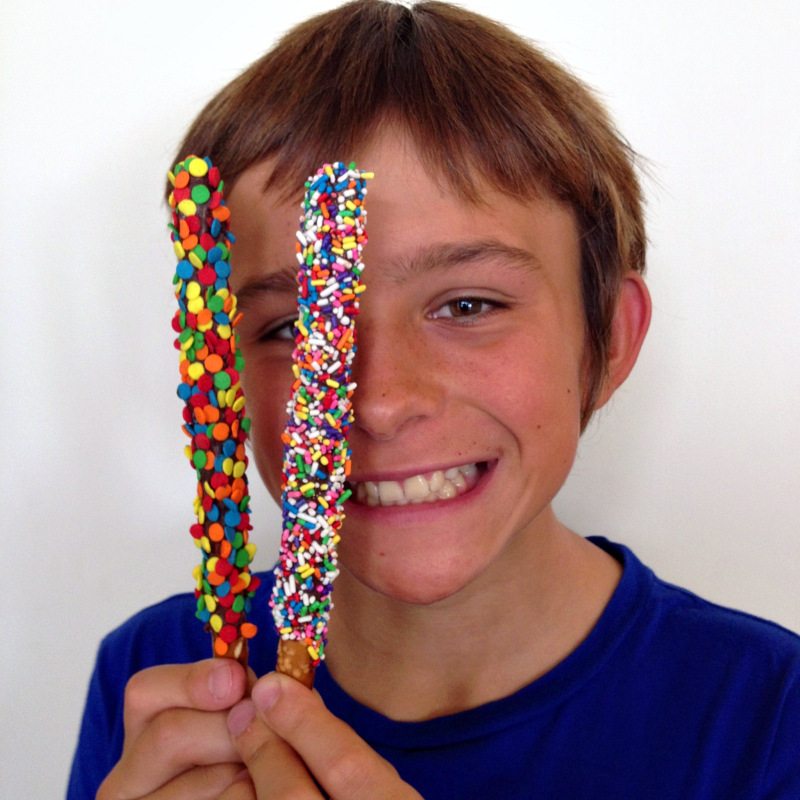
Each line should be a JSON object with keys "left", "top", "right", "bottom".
{"left": 227, "top": 699, "right": 256, "bottom": 737}
{"left": 208, "top": 660, "right": 233, "bottom": 701}
{"left": 251, "top": 675, "right": 280, "bottom": 712}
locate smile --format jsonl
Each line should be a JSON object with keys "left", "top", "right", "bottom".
{"left": 348, "top": 463, "right": 485, "bottom": 506}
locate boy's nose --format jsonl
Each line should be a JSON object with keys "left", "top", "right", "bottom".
{"left": 350, "top": 320, "right": 442, "bottom": 441}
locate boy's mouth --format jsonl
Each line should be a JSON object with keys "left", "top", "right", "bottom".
{"left": 347, "top": 462, "right": 486, "bottom": 506}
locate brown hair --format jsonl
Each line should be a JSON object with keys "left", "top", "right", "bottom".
{"left": 171, "top": 0, "right": 646, "bottom": 427}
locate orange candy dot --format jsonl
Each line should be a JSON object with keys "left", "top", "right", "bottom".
{"left": 174, "top": 170, "right": 190, "bottom": 189}
{"left": 208, "top": 571, "right": 225, "bottom": 586}
{"left": 204, "top": 353, "right": 224, "bottom": 373}
{"left": 220, "top": 540, "right": 232, "bottom": 559}
{"left": 179, "top": 219, "right": 190, "bottom": 239}
{"left": 204, "top": 405, "right": 220, "bottom": 424}
{"left": 213, "top": 422, "right": 230, "bottom": 441}
{"left": 194, "top": 346, "right": 209, "bottom": 362}
{"left": 241, "top": 623, "right": 257, "bottom": 639}
{"left": 194, "top": 407, "right": 207, "bottom": 425}
{"left": 182, "top": 234, "right": 199, "bottom": 251}
{"left": 214, "top": 637, "right": 229, "bottom": 656}
{"left": 212, "top": 205, "right": 230, "bottom": 222}
{"left": 197, "top": 308, "right": 213, "bottom": 327}
{"left": 208, "top": 523, "right": 224, "bottom": 542}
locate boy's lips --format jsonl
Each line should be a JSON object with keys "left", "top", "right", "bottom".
{"left": 347, "top": 462, "right": 488, "bottom": 506}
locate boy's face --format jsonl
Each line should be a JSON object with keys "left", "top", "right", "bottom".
{"left": 228, "top": 129, "right": 586, "bottom": 605}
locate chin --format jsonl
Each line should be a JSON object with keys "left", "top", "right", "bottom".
{"left": 339, "top": 546, "right": 487, "bottom": 607}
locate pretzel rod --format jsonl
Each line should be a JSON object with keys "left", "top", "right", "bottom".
{"left": 168, "top": 155, "right": 259, "bottom": 667}
{"left": 271, "top": 163, "right": 371, "bottom": 688}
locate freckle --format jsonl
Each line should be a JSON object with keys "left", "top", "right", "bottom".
{"left": 379, "top": 552, "right": 386, "bottom": 557}
{"left": 537, "top": 424, "right": 542, "bottom": 430}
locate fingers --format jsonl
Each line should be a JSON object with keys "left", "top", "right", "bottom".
{"left": 227, "top": 698, "right": 322, "bottom": 798}
{"left": 228, "top": 673, "right": 423, "bottom": 800}
{"left": 97, "top": 660, "right": 249, "bottom": 799}
{"left": 123, "top": 659, "right": 248, "bottom": 742}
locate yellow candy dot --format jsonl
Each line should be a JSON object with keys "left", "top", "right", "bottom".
{"left": 188, "top": 252, "right": 203, "bottom": 269}
{"left": 187, "top": 362, "right": 205, "bottom": 381}
{"left": 207, "top": 557, "right": 218, "bottom": 573}
{"left": 177, "top": 199, "right": 197, "bottom": 216}
{"left": 188, "top": 158, "right": 209, "bottom": 177}
{"left": 245, "top": 543, "right": 257, "bottom": 560}
{"left": 217, "top": 324, "right": 231, "bottom": 339}
{"left": 187, "top": 296, "right": 204, "bottom": 315}
{"left": 209, "top": 614, "right": 223, "bottom": 633}
{"left": 173, "top": 240, "right": 185, "bottom": 259}
{"left": 204, "top": 594, "right": 217, "bottom": 612}
{"left": 223, "top": 458, "right": 234, "bottom": 476}
{"left": 185, "top": 281, "right": 201, "bottom": 300}
{"left": 225, "top": 388, "right": 237, "bottom": 407}
{"left": 233, "top": 461, "right": 246, "bottom": 478}
{"left": 232, "top": 397, "right": 245, "bottom": 412}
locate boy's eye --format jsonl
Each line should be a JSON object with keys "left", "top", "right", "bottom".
{"left": 429, "top": 297, "right": 500, "bottom": 320}
{"left": 259, "top": 318, "right": 296, "bottom": 342}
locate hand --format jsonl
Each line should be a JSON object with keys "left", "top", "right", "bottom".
{"left": 97, "top": 658, "right": 251, "bottom": 799}
{"left": 220, "top": 672, "right": 424, "bottom": 799}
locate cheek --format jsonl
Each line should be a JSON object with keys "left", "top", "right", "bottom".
{"left": 241, "top": 359, "right": 294, "bottom": 501}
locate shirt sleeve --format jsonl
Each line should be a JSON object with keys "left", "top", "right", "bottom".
{"left": 66, "top": 637, "right": 128, "bottom": 800}
{"left": 758, "top": 667, "right": 800, "bottom": 799}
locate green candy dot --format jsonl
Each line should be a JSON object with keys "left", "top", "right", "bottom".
{"left": 191, "top": 244, "right": 208, "bottom": 262}
{"left": 208, "top": 295, "right": 224, "bottom": 313}
{"left": 192, "top": 450, "right": 206, "bottom": 469}
{"left": 235, "top": 549, "right": 250, "bottom": 568}
{"left": 214, "top": 371, "right": 231, "bottom": 390}
{"left": 232, "top": 596, "right": 245, "bottom": 613}
{"left": 232, "top": 532, "right": 243, "bottom": 549}
{"left": 241, "top": 417, "right": 251, "bottom": 433}
{"left": 191, "top": 184, "right": 211, "bottom": 204}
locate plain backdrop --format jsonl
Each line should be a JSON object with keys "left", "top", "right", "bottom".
{"left": 2, "top": 0, "right": 798, "bottom": 795}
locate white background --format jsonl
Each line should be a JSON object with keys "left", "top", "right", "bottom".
{"left": 2, "top": 0, "right": 798, "bottom": 795}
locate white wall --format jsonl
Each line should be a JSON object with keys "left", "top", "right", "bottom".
{"left": 2, "top": 0, "right": 798, "bottom": 795}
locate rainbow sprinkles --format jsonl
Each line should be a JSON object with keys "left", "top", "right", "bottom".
{"left": 272, "top": 162, "right": 372, "bottom": 688}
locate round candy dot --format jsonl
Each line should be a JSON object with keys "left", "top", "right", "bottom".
{"left": 174, "top": 170, "right": 190, "bottom": 189}
{"left": 191, "top": 184, "right": 211, "bottom": 204}
{"left": 177, "top": 199, "right": 197, "bottom": 216}
{"left": 192, "top": 450, "right": 206, "bottom": 469}
{"left": 241, "top": 623, "right": 257, "bottom": 639}
{"left": 213, "top": 422, "right": 230, "bottom": 441}
{"left": 213, "top": 371, "right": 232, "bottom": 390}
{"left": 188, "top": 157, "right": 209, "bottom": 177}
{"left": 187, "top": 362, "right": 205, "bottom": 380}
{"left": 204, "top": 353, "right": 224, "bottom": 373}
{"left": 176, "top": 260, "right": 193, "bottom": 280}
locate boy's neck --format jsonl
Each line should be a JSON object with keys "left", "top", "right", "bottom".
{"left": 323, "top": 512, "right": 622, "bottom": 722}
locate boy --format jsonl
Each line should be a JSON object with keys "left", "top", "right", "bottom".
{"left": 69, "top": 2, "right": 800, "bottom": 798}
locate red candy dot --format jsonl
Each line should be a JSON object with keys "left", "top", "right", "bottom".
{"left": 186, "top": 215, "right": 201, "bottom": 234}
{"left": 198, "top": 267, "right": 216, "bottom": 285}
{"left": 200, "top": 233, "right": 216, "bottom": 251}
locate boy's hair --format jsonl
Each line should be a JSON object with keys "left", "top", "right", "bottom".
{"left": 172, "top": 0, "right": 645, "bottom": 428}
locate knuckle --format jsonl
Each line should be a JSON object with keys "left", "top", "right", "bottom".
{"left": 326, "top": 748, "right": 372, "bottom": 795}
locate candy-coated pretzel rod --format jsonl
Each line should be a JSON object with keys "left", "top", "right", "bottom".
{"left": 168, "top": 155, "right": 259, "bottom": 668}
{"left": 271, "top": 163, "right": 371, "bottom": 688}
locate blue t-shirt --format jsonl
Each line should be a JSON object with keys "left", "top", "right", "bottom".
{"left": 67, "top": 539, "right": 800, "bottom": 799}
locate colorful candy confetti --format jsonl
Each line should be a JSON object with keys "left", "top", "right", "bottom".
{"left": 271, "top": 162, "right": 371, "bottom": 687}
{"left": 168, "top": 155, "right": 259, "bottom": 667}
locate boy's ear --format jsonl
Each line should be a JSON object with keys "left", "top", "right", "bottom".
{"left": 594, "top": 271, "right": 652, "bottom": 410}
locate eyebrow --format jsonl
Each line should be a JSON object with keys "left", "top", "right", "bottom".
{"left": 235, "top": 239, "right": 541, "bottom": 307}
{"left": 387, "top": 239, "right": 542, "bottom": 284}
{"left": 235, "top": 266, "right": 297, "bottom": 309}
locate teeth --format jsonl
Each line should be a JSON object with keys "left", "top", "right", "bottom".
{"left": 351, "top": 463, "right": 481, "bottom": 507}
